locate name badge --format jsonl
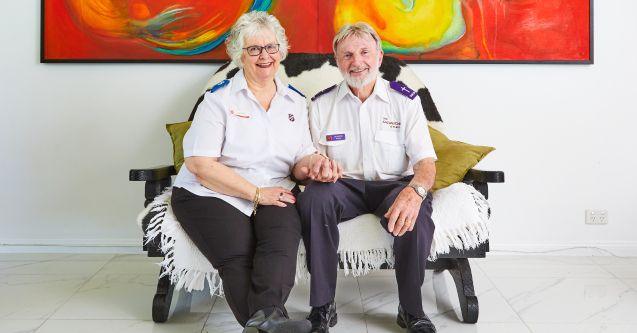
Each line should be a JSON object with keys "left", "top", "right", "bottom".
{"left": 230, "top": 110, "right": 250, "bottom": 119}
{"left": 326, "top": 133, "right": 346, "bottom": 142}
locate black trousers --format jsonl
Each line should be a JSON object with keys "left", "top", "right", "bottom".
{"left": 171, "top": 187, "right": 302, "bottom": 326}
{"left": 296, "top": 178, "right": 435, "bottom": 318}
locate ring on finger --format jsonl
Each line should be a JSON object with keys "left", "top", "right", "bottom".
{"left": 278, "top": 192, "right": 284, "bottom": 199}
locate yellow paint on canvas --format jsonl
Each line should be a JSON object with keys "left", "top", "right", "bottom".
{"left": 334, "top": 0, "right": 464, "bottom": 51}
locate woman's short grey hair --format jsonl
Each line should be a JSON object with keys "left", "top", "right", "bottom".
{"left": 333, "top": 22, "right": 382, "bottom": 53}
{"left": 225, "top": 11, "right": 289, "bottom": 68}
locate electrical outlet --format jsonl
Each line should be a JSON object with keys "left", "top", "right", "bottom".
{"left": 585, "top": 209, "right": 608, "bottom": 225}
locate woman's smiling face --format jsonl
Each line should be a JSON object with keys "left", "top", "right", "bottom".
{"left": 241, "top": 29, "right": 281, "bottom": 82}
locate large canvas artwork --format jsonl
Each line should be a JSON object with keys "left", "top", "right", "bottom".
{"left": 41, "top": 0, "right": 593, "bottom": 63}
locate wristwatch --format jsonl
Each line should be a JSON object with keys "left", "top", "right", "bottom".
{"left": 409, "top": 184, "right": 427, "bottom": 200}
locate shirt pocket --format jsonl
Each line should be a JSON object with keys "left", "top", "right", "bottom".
{"left": 224, "top": 114, "right": 268, "bottom": 164}
{"left": 318, "top": 129, "right": 350, "bottom": 160}
{"left": 374, "top": 130, "right": 407, "bottom": 174}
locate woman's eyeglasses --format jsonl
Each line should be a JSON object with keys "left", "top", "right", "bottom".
{"left": 243, "top": 44, "right": 280, "bottom": 56}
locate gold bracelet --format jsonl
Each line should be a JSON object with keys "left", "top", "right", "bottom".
{"left": 252, "top": 187, "right": 261, "bottom": 216}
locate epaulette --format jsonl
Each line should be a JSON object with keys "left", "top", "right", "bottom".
{"left": 287, "top": 84, "right": 305, "bottom": 98}
{"left": 389, "top": 81, "right": 418, "bottom": 100}
{"left": 208, "top": 79, "right": 229, "bottom": 93}
{"left": 311, "top": 84, "right": 337, "bottom": 101}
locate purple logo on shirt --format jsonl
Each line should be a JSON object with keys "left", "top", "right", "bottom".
{"left": 288, "top": 113, "right": 295, "bottom": 122}
{"left": 326, "top": 133, "right": 346, "bottom": 142}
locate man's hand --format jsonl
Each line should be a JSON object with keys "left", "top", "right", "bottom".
{"left": 384, "top": 187, "right": 423, "bottom": 237}
{"left": 308, "top": 155, "right": 342, "bottom": 183}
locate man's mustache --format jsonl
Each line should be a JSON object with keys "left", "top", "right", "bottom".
{"left": 348, "top": 66, "right": 369, "bottom": 72}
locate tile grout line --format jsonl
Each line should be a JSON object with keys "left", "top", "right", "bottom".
{"left": 200, "top": 296, "right": 218, "bottom": 333}
{"left": 33, "top": 256, "right": 116, "bottom": 331}
{"left": 355, "top": 276, "right": 370, "bottom": 333}
{"left": 593, "top": 258, "right": 624, "bottom": 279}
{"left": 591, "top": 259, "right": 637, "bottom": 292}
{"left": 474, "top": 259, "right": 536, "bottom": 333}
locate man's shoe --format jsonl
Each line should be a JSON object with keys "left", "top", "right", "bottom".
{"left": 306, "top": 301, "right": 337, "bottom": 333}
{"left": 243, "top": 307, "right": 312, "bottom": 333}
{"left": 396, "top": 305, "right": 437, "bottom": 333}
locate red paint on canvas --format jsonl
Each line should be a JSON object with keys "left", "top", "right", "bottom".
{"left": 42, "top": 0, "right": 591, "bottom": 62}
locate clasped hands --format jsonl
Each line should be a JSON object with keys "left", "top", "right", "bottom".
{"left": 259, "top": 154, "right": 342, "bottom": 208}
{"left": 304, "top": 154, "right": 343, "bottom": 183}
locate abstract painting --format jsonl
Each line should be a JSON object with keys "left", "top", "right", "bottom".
{"left": 41, "top": 0, "right": 592, "bottom": 63}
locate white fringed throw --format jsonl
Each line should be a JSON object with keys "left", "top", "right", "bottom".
{"left": 138, "top": 182, "right": 489, "bottom": 296}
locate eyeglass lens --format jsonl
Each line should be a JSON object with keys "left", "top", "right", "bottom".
{"left": 245, "top": 44, "right": 279, "bottom": 56}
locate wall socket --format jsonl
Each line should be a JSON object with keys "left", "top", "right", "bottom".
{"left": 585, "top": 209, "right": 608, "bottom": 225}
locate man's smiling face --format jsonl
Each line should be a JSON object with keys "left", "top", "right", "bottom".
{"left": 335, "top": 33, "right": 383, "bottom": 90}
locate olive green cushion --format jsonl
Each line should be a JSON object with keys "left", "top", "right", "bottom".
{"left": 429, "top": 126, "right": 495, "bottom": 191}
{"left": 166, "top": 121, "right": 494, "bottom": 189}
{"left": 166, "top": 121, "right": 192, "bottom": 173}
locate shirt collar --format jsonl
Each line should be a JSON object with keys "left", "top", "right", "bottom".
{"left": 336, "top": 76, "right": 389, "bottom": 104}
{"left": 231, "top": 69, "right": 289, "bottom": 98}
{"left": 373, "top": 78, "right": 390, "bottom": 103}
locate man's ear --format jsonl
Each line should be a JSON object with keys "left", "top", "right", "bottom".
{"left": 378, "top": 48, "right": 384, "bottom": 66}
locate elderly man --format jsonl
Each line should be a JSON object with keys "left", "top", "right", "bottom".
{"left": 297, "top": 23, "right": 438, "bottom": 333}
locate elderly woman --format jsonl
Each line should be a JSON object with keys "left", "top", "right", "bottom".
{"left": 171, "top": 11, "right": 339, "bottom": 333}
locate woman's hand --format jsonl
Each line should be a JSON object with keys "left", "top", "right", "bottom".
{"left": 308, "top": 155, "right": 342, "bottom": 183}
{"left": 258, "top": 187, "right": 295, "bottom": 207}
{"left": 292, "top": 153, "right": 343, "bottom": 183}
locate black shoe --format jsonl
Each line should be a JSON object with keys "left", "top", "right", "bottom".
{"left": 306, "top": 301, "right": 337, "bottom": 333}
{"left": 243, "top": 307, "right": 312, "bottom": 333}
{"left": 396, "top": 304, "right": 437, "bottom": 333}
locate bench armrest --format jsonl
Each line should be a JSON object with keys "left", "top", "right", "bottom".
{"left": 463, "top": 169, "right": 505, "bottom": 183}
{"left": 129, "top": 165, "right": 176, "bottom": 182}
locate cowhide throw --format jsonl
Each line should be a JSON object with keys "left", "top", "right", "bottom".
{"left": 187, "top": 53, "right": 443, "bottom": 129}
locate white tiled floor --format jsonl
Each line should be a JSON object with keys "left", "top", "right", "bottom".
{"left": 1, "top": 254, "right": 636, "bottom": 332}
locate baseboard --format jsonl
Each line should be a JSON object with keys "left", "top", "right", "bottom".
{"left": 0, "top": 238, "right": 142, "bottom": 254}
{"left": 491, "top": 242, "right": 637, "bottom": 257}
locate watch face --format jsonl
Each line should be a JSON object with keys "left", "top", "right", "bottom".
{"left": 411, "top": 185, "right": 425, "bottom": 197}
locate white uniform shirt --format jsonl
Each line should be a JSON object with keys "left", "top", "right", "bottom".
{"left": 173, "top": 70, "right": 316, "bottom": 216}
{"left": 309, "top": 78, "right": 436, "bottom": 181}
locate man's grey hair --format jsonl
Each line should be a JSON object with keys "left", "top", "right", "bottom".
{"left": 225, "top": 11, "right": 289, "bottom": 68}
{"left": 332, "top": 22, "right": 382, "bottom": 53}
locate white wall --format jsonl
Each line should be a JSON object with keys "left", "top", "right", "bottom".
{"left": 1, "top": 1, "right": 636, "bottom": 254}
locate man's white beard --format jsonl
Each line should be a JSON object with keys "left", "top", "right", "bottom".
{"left": 343, "top": 66, "right": 380, "bottom": 90}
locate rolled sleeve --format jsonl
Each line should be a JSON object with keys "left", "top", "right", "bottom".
{"left": 183, "top": 93, "right": 226, "bottom": 158}
{"left": 404, "top": 97, "right": 437, "bottom": 163}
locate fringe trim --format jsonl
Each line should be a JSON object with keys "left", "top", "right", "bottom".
{"left": 429, "top": 184, "right": 490, "bottom": 260}
{"left": 137, "top": 188, "right": 224, "bottom": 297}
{"left": 295, "top": 248, "right": 394, "bottom": 282}
{"left": 340, "top": 248, "right": 395, "bottom": 276}
{"left": 138, "top": 183, "right": 491, "bottom": 293}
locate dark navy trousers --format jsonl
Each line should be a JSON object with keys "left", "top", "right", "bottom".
{"left": 297, "top": 178, "right": 435, "bottom": 317}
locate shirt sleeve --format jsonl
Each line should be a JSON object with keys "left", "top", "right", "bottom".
{"left": 404, "top": 96, "right": 437, "bottom": 163}
{"left": 308, "top": 100, "right": 326, "bottom": 155}
{"left": 182, "top": 92, "right": 226, "bottom": 158}
{"left": 294, "top": 101, "right": 318, "bottom": 164}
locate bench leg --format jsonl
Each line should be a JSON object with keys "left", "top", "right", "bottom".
{"left": 447, "top": 258, "right": 479, "bottom": 323}
{"left": 152, "top": 268, "right": 175, "bottom": 323}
